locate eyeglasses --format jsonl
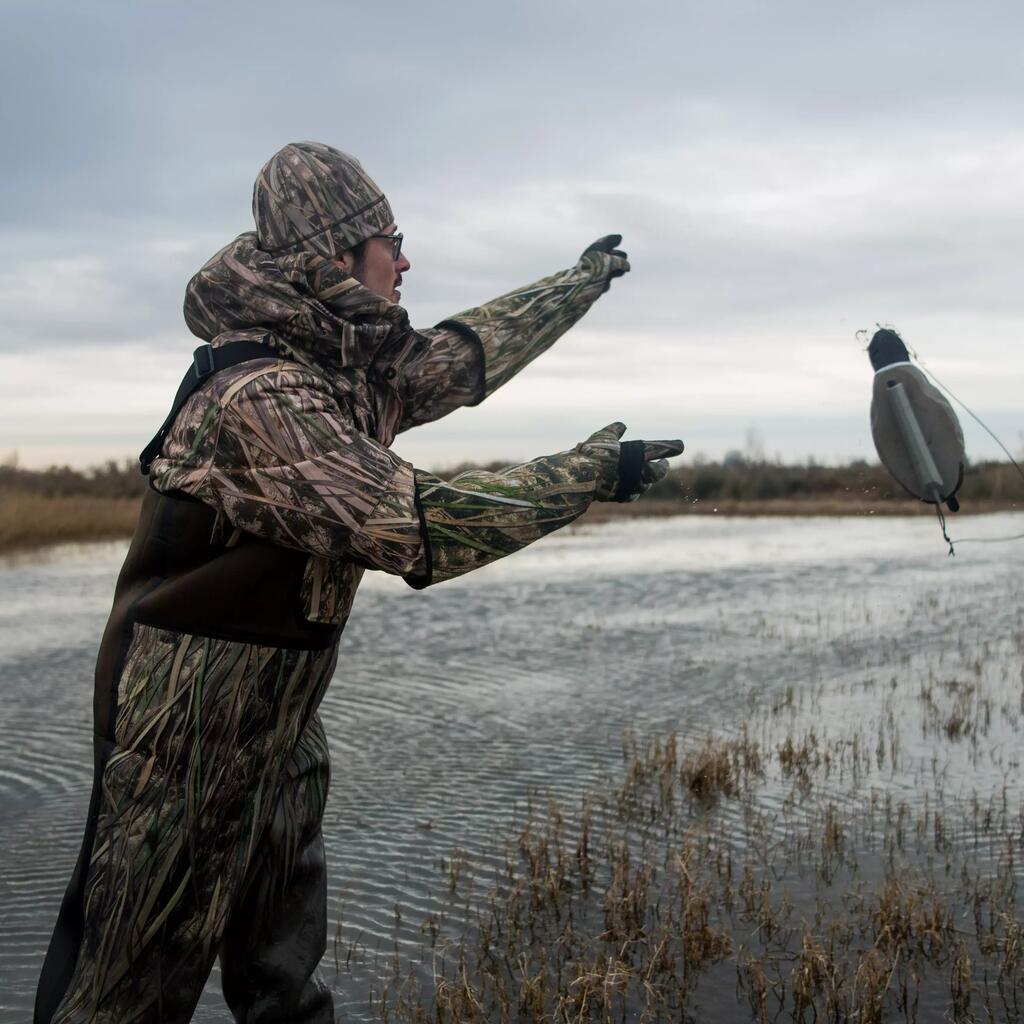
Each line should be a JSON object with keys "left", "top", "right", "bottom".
{"left": 369, "top": 231, "right": 403, "bottom": 262}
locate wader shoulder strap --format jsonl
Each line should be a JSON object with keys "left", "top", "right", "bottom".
{"left": 139, "top": 341, "right": 284, "bottom": 475}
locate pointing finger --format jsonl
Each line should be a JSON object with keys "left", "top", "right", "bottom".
{"left": 587, "top": 422, "right": 627, "bottom": 443}
{"left": 642, "top": 439, "right": 685, "bottom": 461}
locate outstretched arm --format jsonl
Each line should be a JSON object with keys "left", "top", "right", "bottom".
{"left": 411, "top": 423, "right": 681, "bottom": 587}
{"left": 399, "top": 236, "right": 629, "bottom": 430}
{"left": 151, "top": 363, "right": 679, "bottom": 586}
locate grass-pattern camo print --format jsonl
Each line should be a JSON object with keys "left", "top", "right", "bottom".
{"left": 253, "top": 142, "right": 394, "bottom": 258}
{"left": 448, "top": 247, "right": 628, "bottom": 398}
{"left": 51, "top": 629, "right": 335, "bottom": 1022}
{"left": 414, "top": 450, "right": 600, "bottom": 584}
{"left": 413, "top": 424, "right": 683, "bottom": 585}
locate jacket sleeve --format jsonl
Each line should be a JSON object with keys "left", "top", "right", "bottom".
{"left": 396, "top": 322, "right": 485, "bottom": 431}
{"left": 408, "top": 447, "right": 600, "bottom": 588}
{"left": 438, "top": 248, "right": 622, "bottom": 401}
{"left": 398, "top": 248, "right": 622, "bottom": 430}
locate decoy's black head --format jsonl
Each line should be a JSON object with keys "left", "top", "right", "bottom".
{"left": 868, "top": 328, "right": 910, "bottom": 371}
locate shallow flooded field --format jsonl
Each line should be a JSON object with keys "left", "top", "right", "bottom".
{"left": 1, "top": 513, "right": 1021, "bottom": 1022}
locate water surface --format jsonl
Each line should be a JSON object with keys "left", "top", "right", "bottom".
{"left": 1, "top": 514, "right": 1020, "bottom": 1021}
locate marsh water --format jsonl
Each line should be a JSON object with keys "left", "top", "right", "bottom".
{"left": 1, "top": 513, "right": 1021, "bottom": 1022}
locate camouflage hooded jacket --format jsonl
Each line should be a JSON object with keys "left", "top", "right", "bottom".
{"left": 151, "top": 231, "right": 627, "bottom": 610}
{"left": 36, "top": 169, "right": 643, "bottom": 1018}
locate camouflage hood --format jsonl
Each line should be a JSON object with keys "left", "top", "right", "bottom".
{"left": 183, "top": 231, "right": 413, "bottom": 373}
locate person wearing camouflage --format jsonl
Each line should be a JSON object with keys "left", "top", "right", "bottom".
{"left": 35, "top": 141, "right": 683, "bottom": 1023}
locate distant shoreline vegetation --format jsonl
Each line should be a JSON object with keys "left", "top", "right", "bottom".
{"left": 0, "top": 455, "right": 1021, "bottom": 554}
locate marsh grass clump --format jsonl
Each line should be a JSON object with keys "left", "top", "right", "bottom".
{"left": 681, "top": 733, "right": 764, "bottom": 806}
{"left": 864, "top": 876, "right": 955, "bottom": 961}
{"left": 357, "top": 597, "right": 1023, "bottom": 1022}
{"left": 778, "top": 729, "right": 822, "bottom": 788}
{"left": 367, "top": 704, "right": 1023, "bottom": 1023}
{"left": 919, "top": 677, "right": 994, "bottom": 747}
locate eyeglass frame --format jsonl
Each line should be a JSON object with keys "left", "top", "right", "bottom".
{"left": 368, "top": 231, "right": 403, "bottom": 262}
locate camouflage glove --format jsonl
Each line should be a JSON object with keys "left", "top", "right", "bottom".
{"left": 579, "top": 234, "right": 630, "bottom": 291}
{"left": 577, "top": 422, "right": 684, "bottom": 502}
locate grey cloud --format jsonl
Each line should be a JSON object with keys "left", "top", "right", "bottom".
{"left": 0, "top": 229, "right": 221, "bottom": 348}
{"left": 5, "top": 111, "right": 1024, "bottom": 355}
{"left": 3, "top": 0, "right": 1023, "bottom": 231}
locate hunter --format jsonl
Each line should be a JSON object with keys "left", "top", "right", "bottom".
{"left": 36, "top": 141, "right": 683, "bottom": 1023}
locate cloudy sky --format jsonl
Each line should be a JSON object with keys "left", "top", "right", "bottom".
{"left": 1, "top": 0, "right": 1022, "bottom": 470}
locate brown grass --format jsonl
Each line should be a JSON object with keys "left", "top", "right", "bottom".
{"left": 0, "top": 492, "right": 140, "bottom": 553}
{"left": 358, "top": 642, "right": 1024, "bottom": 1024}
{"left": 366, "top": 729, "right": 1023, "bottom": 1023}
{"left": 1, "top": 489, "right": 1017, "bottom": 556}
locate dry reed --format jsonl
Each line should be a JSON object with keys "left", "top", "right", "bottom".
{"left": 360, "top": 704, "right": 1023, "bottom": 1022}
{"left": 0, "top": 492, "right": 140, "bottom": 553}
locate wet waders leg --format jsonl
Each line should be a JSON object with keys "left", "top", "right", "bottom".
{"left": 34, "top": 738, "right": 113, "bottom": 1024}
{"left": 37, "top": 736, "right": 248, "bottom": 1024}
{"left": 220, "top": 714, "right": 333, "bottom": 1024}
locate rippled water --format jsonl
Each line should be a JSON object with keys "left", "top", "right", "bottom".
{"left": 1, "top": 513, "right": 1021, "bottom": 1022}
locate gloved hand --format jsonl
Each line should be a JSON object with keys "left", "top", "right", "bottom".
{"left": 577, "top": 422, "right": 684, "bottom": 502}
{"left": 579, "top": 234, "right": 630, "bottom": 290}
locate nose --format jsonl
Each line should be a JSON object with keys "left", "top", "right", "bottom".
{"left": 396, "top": 251, "right": 411, "bottom": 274}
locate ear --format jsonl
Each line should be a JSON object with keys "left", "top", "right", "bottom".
{"left": 334, "top": 250, "right": 356, "bottom": 273}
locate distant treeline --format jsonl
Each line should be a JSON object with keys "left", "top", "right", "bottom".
{"left": 2, "top": 456, "right": 1022, "bottom": 504}
{"left": 646, "top": 458, "right": 1024, "bottom": 504}
{"left": 0, "top": 459, "right": 149, "bottom": 499}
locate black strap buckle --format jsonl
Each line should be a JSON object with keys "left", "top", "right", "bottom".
{"left": 192, "top": 344, "right": 216, "bottom": 380}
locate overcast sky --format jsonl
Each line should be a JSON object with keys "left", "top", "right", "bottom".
{"left": 1, "top": 0, "right": 1022, "bottom": 470}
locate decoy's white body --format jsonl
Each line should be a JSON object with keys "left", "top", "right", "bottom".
{"left": 868, "top": 329, "right": 965, "bottom": 512}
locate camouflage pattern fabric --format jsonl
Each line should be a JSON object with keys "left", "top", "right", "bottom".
{"left": 253, "top": 142, "right": 394, "bottom": 258}
{"left": 161, "top": 229, "right": 646, "bottom": 587}
{"left": 41, "top": 173, "right": 661, "bottom": 1020}
{"left": 573, "top": 421, "right": 682, "bottom": 501}
{"left": 414, "top": 423, "right": 684, "bottom": 585}
{"left": 395, "top": 322, "right": 482, "bottom": 429}
{"left": 154, "top": 356, "right": 426, "bottom": 582}
{"left": 445, "top": 244, "right": 630, "bottom": 398}
{"left": 412, "top": 453, "right": 597, "bottom": 585}
{"left": 183, "top": 232, "right": 408, "bottom": 373}
{"left": 50, "top": 634, "right": 335, "bottom": 1023}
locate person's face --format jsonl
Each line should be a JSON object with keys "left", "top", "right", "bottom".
{"left": 335, "top": 223, "right": 410, "bottom": 303}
